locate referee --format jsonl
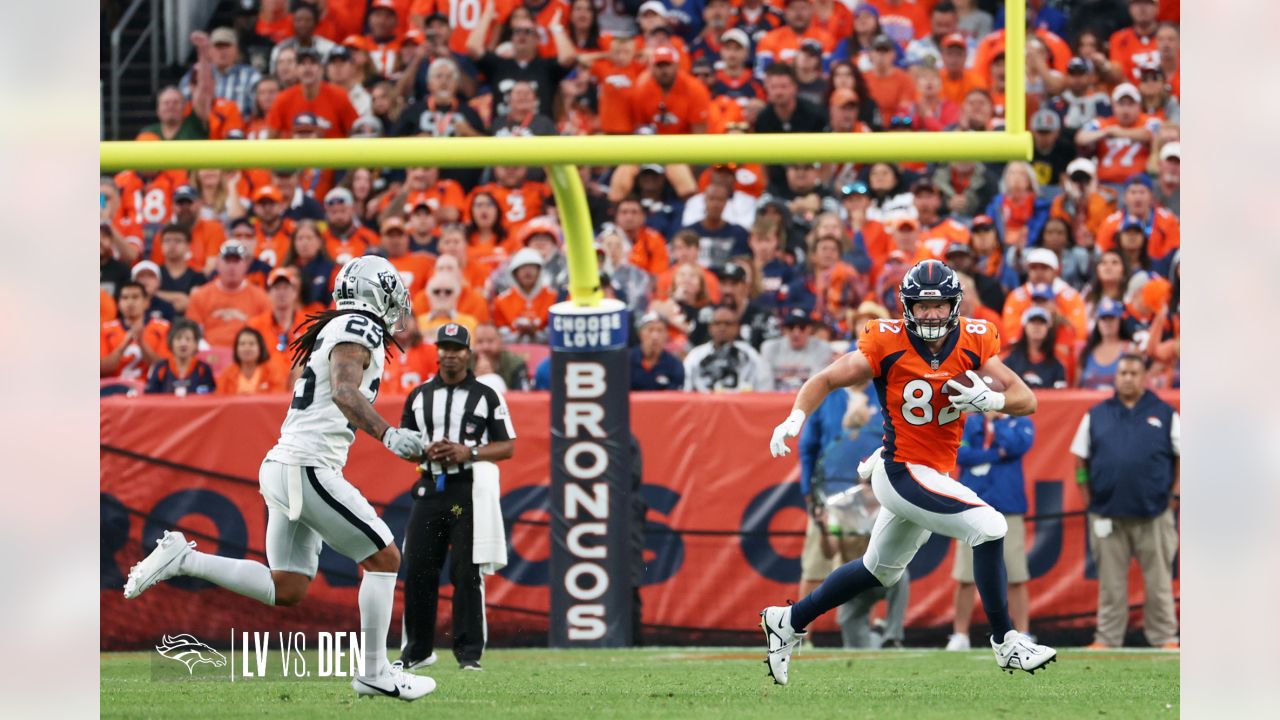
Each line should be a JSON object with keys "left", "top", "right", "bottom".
{"left": 397, "top": 323, "right": 515, "bottom": 672}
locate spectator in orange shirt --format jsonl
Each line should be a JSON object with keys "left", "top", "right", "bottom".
{"left": 914, "top": 178, "right": 970, "bottom": 253}
{"left": 614, "top": 196, "right": 671, "bottom": 276}
{"left": 248, "top": 267, "right": 308, "bottom": 387}
{"left": 248, "top": 185, "right": 295, "bottom": 267}
{"left": 655, "top": 230, "right": 724, "bottom": 303}
{"left": 592, "top": 31, "right": 646, "bottom": 134}
{"left": 322, "top": 187, "right": 379, "bottom": 265}
{"left": 266, "top": 47, "right": 359, "bottom": 138}
{"left": 1095, "top": 175, "right": 1179, "bottom": 261}
{"left": 472, "top": 165, "right": 551, "bottom": 237}
{"left": 101, "top": 281, "right": 170, "bottom": 381}
{"left": 629, "top": 46, "right": 711, "bottom": 134}
{"left": 417, "top": 271, "right": 481, "bottom": 336}
{"left": 216, "top": 327, "right": 286, "bottom": 395}
{"left": 435, "top": 223, "right": 494, "bottom": 293}
{"left": 150, "top": 185, "right": 225, "bottom": 271}
{"left": 1000, "top": 247, "right": 1086, "bottom": 344}
{"left": 1109, "top": 0, "right": 1161, "bottom": 84}
{"left": 492, "top": 248, "right": 558, "bottom": 343}
{"left": 466, "top": 191, "right": 510, "bottom": 272}
{"left": 755, "top": 0, "right": 835, "bottom": 71}
{"left": 864, "top": 34, "right": 917, "bottom": 121}
{"left": 186, "top": 240, "right": 273, "bottom": 349}
{"left": 414, "top": 253, "right": 493, "bottom": 321}
{"left": 383, "top": 317, "right": 439, "bottom": 392}
{"left": 1050, "top": 157, "right": 1115, "bottom": 251}
{"left": 363, "top": 0, "right": 408, "bottom": 79}
{"left": 1074, "top": 83, "right": 1160, "bottom": 188}
{"left": 100, "top": 288, "right": 117, "bottom": 326}
{"left": 380, "top": 215, "right": 436, "bottom": 298}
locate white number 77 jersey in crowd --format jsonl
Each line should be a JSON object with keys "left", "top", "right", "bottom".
{"left": 266, "top": 313, "right": 387, "bottom": 470}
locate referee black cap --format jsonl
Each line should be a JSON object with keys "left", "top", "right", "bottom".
{"left": 436, "top": 323, "right": 471, "bottom": 349}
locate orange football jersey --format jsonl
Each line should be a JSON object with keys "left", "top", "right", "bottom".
{"left": 858, "top": 316, "right": 1002, "bottom": 473}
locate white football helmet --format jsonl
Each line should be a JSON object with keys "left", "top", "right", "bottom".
{"left": 332, "top": 256, "right": 411, "bottom": 330}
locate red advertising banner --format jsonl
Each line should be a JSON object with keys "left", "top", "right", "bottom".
{"left": 101, "top": 391, "right": 1178, "bottom": 649}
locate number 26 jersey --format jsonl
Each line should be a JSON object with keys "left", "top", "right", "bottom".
{"left": 266, "top": 313, "right": 386, "bottom": 470}
{"left": 857, "top": 317, "right": 1001, "bottom": 473}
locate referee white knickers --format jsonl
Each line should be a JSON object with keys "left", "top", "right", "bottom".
{"left": 259, "top": 459, "right": 395, "bottom": 577}
{"left": 861, "top": 453, "right": 1008, "bottom": 587}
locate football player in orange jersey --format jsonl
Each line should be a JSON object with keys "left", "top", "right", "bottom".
{"left": 762, "top": 260, "right": 1057, "bottom": 684}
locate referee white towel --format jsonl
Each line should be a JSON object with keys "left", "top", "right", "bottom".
{"left": 471, "top": 461, "right": 508, "bottom": 575}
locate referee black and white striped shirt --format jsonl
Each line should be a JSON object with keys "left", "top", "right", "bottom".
{"left": 402, "top": 372, "right": 516, "bottom": 476}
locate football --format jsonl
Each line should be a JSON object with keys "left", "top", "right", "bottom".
{"left": 941, "top": 372, "right": 1007, "bottom": 395}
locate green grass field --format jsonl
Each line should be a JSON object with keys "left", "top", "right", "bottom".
{"left": 102, "top": 647, "right": 1179, "bottom": 719}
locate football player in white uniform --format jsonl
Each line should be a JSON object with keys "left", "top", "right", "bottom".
{"left": 124, "top": 257, "right": 436, "bottom": 701}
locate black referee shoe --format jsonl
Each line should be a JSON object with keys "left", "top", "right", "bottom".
{"left": 459, "top": 660, "right": 483, "bottom": 671}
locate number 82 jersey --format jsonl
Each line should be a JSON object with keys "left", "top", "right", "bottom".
{"left": 266, "top": 313, "right": 387, "bottom": 470}
{"left": 857, "top": 317, "right": 1001, "bottom": 473}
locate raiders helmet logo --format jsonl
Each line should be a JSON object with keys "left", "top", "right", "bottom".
{"left": 377, "top": 270, "right": 400, "bottom": 295}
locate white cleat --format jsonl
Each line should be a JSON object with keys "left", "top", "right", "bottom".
{"left": 760, "top": 606, "right": 805, "bottom": 686}
{"left": 352, "top": 667, "right": 437, "bottom": 701}
{"left": 123, "top": 531, "right": 194, "bottom": 599}
{"left": 991, "top": 630, "right": 1057, "bottom": 675}
{"left": 392, "top": 651, "right": 438, "bottom": 672}
{"left": 945, "top": 632, "right": 971, "bottom": 651}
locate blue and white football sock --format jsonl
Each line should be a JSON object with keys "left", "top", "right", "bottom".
{"left": 972, "top": 538, "right": 1014, "bottom": 640}
{"left": 789, "top": 559, "right": 883, "bottom": 631}
{"left": 359, "top": 571, "right": 397, "bottom": 678}
{"left": 180, "top": 551, "right": 276, "bottom": 605}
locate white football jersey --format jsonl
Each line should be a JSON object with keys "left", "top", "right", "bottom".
{"left": 266, "top": 314, "right": 387, "bottom": 470}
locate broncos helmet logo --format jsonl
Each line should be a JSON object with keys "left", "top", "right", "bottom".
{"left": 155, "top": 634, "right": 228, "bottom": 674}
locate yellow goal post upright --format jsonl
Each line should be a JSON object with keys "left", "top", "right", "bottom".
{"left": 100, "top": 0, "right": 1028, "bottom": 649}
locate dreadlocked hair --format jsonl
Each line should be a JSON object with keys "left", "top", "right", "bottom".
{"left": 289, "top": 309, "right": 404, "bottom": 368}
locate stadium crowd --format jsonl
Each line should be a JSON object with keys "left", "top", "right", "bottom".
{"left": 100, "top": 0, "right": 1181, "bottom": 398}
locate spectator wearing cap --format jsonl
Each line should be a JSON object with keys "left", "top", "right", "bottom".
{"left": 155, "top": 224, "right": 209, "bottom": 314}
{"left": 265, "top": 46, "right": 359, "bottom": 138}
{"left": 418, "top": 271, "right": 480, "bottom": 337}
{"left": 1075, "top": 83, "right": 1161, "bottom": 188}
{"left": 248, "top": 266, "right": 306, "bottom": 385}
{"left": 903, "top": 0, "right": 962, "bottom": 68}
{"left": 945, "top": 240, "right": 1005, "bottom": 314}
{"left": 1136, "top": 63, "right": 1177, "bottom": 124}
{"left": 631, "top": 313, "right": 686, "bottom": 391}
{"left": 984, "top": 161, "right": 1049, "bottom": 250}
{"left": 971, "top": 19, "right": 1071, "bottom": 90}
{"left": 1152, "top": 142, "right": 1179, "bottom": 217}
{"left": 864, "top": 34, "right": 917, "bottom": 122}
{"left": 1049, "top": 157, "right": 1115, "bottom": 250}
{"left": 707, "top": 28, "right": 766, "bottom": 115}
{"left": 680, "top": 182, "right": 750, "bottom": 272}
{"left": 828, "top": 88, "right": 872, "bottom": 137}
{"left": 614, "top": 197, "right": 671, "bottom": 276}
{"left": 717, "top": 261, "right": 775, "bottom": 348}
{"left": 627, "top": 44, "right": 711, "bottom": 134}
{"left": 380, "top": 215, "right": 436, "bottom": 299}
{"left": 321, "top": 187, "right": 379, "bottom": 265}
{"left": 509, "top": 216, "right": 570, "bottom": 294}
{"left": 629, "top": 165, "right": 688, "bottom": 241}
{"left": 1078, "top": 298, "right": 1134, "bottom": 390}
{"left": 684, "top": 303, "right": 774, "bottom": 392}
{"left": 100, "top": 281, "right": 171, "bottom": 383}
{"left": 270, "top": 3, "right": 336, "bottom": 75}
{"left": 492, "top": 248, "right": 557, "bottom": 343}
{"left": 1109, "top": 0, "right": 1161, "bottom": 84}
{"left": 936, "top": 32, "right": 983, "bottom": 107}
{"left": 1095, "top": 175, "right": 1179, "bottom": 262}
{"left": 467, "top": 2, "right": 576, "bottom": 123}
{"left": 595, "top": 227, "right": 653, "bottom": 316}
{"left": 159, "top": 186, "right": 227, "bottom": 272}
{"left": 1000, "top": 246, "right": 1086, "bottom": 345}
{"left": 793, "top": 40, "right": 829, "bottom": 107}
{"left": 396, "top": 56, "right": 486, "bottom": 139}
{"left": 1004, "top": 306, "right": 1068, "bottom": 389}
{"left": 1029, "top": 109, "right": 1074, "bottom": 193}
{"left": 145, "top": 319, "right": 217, "bottom": 396}
{"left": 755, "top": 62, "right": 828, "bottom": 186}
{"left": 1071, "top": 353, "right": 1180, "bottom": 649}
{"left": 1047, "top": 57, "right": 1111, "bottom": 134}
{"left": 1036, "top": 217, "right": 1091, "bottom": 290}
{"left": 130, "top": 261, "right": 177, "bottom": 323}
{"left": 248, "top": 185, "right": 295, "bottom": 266}
{"left": 912, "top": 178, "right": 969, "bottom": 251}
{"left": 186, "top": 240, "right": 272, "bottom": 349}
{"left": 323, "top": 45, "right": 372, "bottom": 118}
{"left": 180, "top": 26, "right": 262, "bottom": 117}
{"left": 884, "top": 215, "right": 929, "bottom": 266}
{"left": 761, "top": 308, "right": 832, "bottom": 392}
{"left": 216, "top": 326, "right": 285, "bottom": 395}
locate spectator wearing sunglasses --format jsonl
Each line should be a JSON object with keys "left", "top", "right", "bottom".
{"left": 417, "top": 271, "right": 479, "bottom": 338}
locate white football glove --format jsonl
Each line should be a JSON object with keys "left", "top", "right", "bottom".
{"left": 944, "top": 370, "right": 1006, "bottom": 413}
{"left": 382, "top": 427, "right": 425, "bottom": 460}
{"left": 769, "top": 409, "right": 806, "bottom": 458}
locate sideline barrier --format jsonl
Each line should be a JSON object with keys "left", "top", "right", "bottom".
{"left": 101, "top": 390, "right": 1177, "bottom": 649}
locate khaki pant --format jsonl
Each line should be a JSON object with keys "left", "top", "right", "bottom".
{"left": 1088, "top": 509, "right": 1180, "bottom": 647}
{"left": 952, "top": 514, "right": 1029, "bottom": 584}
{"left": 831, "top": 534, "right": 909, "bottom": 648}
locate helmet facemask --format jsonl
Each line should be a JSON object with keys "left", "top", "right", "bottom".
{"left": 901, "top": 294, "right": 961, "bottom": 341}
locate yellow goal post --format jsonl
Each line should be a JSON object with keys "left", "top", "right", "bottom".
{"left": 100, "top": 1, "right": 1029, "bottom": 308}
